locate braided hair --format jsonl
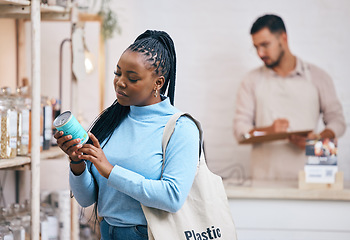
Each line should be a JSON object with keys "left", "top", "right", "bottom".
{"left": 128, "top": 30, "right": 177, "bottom": 105}
{"left": 88, "top": 30, "right": 177, "bottom": 147}
{"left": 84, "top": 30, "right": 177, "bottom": 223}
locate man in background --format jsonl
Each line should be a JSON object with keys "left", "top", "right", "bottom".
{"left": 233, "top": 14, "right": 346, "bottom": 180}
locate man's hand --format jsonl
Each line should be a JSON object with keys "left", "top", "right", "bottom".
{"left": 270, "top": 118, "right": 289, "bottom": 133}
{"left": 289, "top": 134, "right": 307, "bottom": 149}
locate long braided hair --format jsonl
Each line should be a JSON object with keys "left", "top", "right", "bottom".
{"left": 85, "top": 30, "right": 177, "bottom": 223}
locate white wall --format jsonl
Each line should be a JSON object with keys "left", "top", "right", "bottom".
{"left": 102, "top": 0, "right": 350, "bottom": 181}
{"left": 25, "top": 21, "right": 101, "bottom": 130}
{"left": 0, "top": 19, "right": 16, "bottom": 90}
{"left": 0, "top": 19, "right": 17, "bottom": 206}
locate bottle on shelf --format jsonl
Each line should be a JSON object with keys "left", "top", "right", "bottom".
{"left": 50, "top": 98, "right": 61, "bottom": 146}
{"left": 41, "top": 96, "right": 52, "bottom": 151}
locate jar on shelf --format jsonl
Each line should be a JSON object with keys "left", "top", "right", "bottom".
{"left": 16, "top": 86, "right": 33, "bottom": 154}
{"left": 0, "top": 207, "right": 14, "bottom": 240}
{"left": 15, "top": 200, "right": 31, "bottom": 240}
{"left": 8, "top": 204, "right": 25, "bottom": 240}
{"left": 15, "top": 88, "right": 31, "bottom": 156}
{"left": 0, "top": 95, "right": 17, "bottom": 159}
{"left": 41, "top": 96, "right": 52, "bottom": 151}
{"left": 0, "top": 225, "right": 14, "bottom": 240}
{"left": 40, "top": 203, "right": 59, "bottom": 240}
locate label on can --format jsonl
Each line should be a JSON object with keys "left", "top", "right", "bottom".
{"left": 53, "top": 111, "right": 89, "bottom": 144}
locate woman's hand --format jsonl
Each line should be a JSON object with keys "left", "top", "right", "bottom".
{"left": 54, "top": 130, "right": 82, "bottom": 161}
{"left": 77, "top": 132, "right": 114, "bottom": 179}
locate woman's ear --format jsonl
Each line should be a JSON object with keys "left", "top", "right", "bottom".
{"left": 155, "top": 76, "right": 165, "bottom": 91}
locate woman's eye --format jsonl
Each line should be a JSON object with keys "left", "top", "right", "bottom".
{"left": 128, "top": 79, "right": 138, "bottom": 83}
{"left": 114, "top": 71, "right": 121, "bottom": 76}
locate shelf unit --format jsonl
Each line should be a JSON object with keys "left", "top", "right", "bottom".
{"left": 0, "top": 1, "right": 104, "bottom": 239}
{"left": 0, "top": 0, "right": 70, "bottom": 19}
{"left": 0, "top": 147, "right": 66, "bottom": 170}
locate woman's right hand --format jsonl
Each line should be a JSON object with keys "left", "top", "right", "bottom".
{"left": 54, "top": 131, "right": 83, "bottom": 161}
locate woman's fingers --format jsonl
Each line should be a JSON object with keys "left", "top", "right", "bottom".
{"left": 56, "top": 134, "right": 82, "bottom": 154}
{"left": 78, "top": 152, "right": 95, "bottom": 162}
{"left": 54, "top": 130, "right": 64, "bottom": 139}
{"left": 77, "top": 144, "right": 97, "bottom": 156}
{"left": 88, "top": 132, "right": 101, "bottom": 148}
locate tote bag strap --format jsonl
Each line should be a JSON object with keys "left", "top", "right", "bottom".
{"left": 161, "top": 112, "right": 204, "bottom": 176}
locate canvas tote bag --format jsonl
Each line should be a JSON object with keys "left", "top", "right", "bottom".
{"left": 141, "top": 112, "right": 237, "bottom": 240}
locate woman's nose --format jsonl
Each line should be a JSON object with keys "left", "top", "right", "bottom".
{"left": 115, "top": 77, "right": 126, "bottom": 88}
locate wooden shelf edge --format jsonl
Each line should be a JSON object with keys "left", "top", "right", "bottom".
{"left": 0, "top": 0, "right": 30, "bottom": 6}
{"left": 0, "top": 147, "right": 66, "bottom": 170}
{"left": 0, "top": 157, "right": 31, "bottom": 169}
{"left": 78, "top": 12, "right": 102, "bottom": 22}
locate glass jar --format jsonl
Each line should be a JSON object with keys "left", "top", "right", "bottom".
{"left": 0, "top": 225, "right": 14, "bottom": 240}
{"left": 9, "top": 218, "right": 25, "bottom": 240}
{"left": 5, "top": 204, "right": 25, "bottom": 240}
{"left": 17, "top": 86, "right": 32, "bottom": 154}
{"left": 41, "top": 203, "right": 59, "bottom": 240}
{"left": 15, "top": 96, "right": 30, "bottom": 156}
{"left": 0, "top": 96, "right": 17, "bottom": 159}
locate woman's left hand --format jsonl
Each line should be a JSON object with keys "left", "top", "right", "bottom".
{"left": 77, "top": 132, "right": 114, "bottom": 179}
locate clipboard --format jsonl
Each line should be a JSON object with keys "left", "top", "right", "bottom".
{"left": 239, "top": 130, "right": 312, "bottom": 144}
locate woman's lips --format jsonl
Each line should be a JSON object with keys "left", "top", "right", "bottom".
{"left": 116, "top": 90, "right": 128, "bottom": 97}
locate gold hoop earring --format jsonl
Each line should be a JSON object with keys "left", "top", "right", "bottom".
{"left": 154, "top": 89, "right": 158, "bottom": 98}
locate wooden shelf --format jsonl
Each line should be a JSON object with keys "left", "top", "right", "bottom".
{"left": 0, "top": 0, "right": 30, "bottom": 6}
{"left": 0, "top": 156, "right": 31, "bottom": 169}
{"left": 0, "top": 2, "right": 70, "bottom": 20}
{"left": 0, "top": 147, "right": 66, "bottom": 170}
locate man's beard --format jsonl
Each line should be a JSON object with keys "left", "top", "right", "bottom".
{"left": 265, "top": 46, "right": 285, "bottom": 69}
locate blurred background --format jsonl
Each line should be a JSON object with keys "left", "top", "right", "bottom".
{"left": 35, "top": 0, "right": 350, "bottom": 180}
{"left": 0, "top": 0, "right": 349, "bottom": 239}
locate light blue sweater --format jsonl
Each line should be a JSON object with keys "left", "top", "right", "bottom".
{"left": 69, "top": 98, "right": 199, "bottom": 227}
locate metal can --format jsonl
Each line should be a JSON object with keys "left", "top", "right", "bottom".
{"left": 53, "top": 111, "right": 89, "bottom": 144}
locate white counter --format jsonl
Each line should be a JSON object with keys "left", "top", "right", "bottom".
{"left": 224, "top": 180, "right": 350, "bottom": 240}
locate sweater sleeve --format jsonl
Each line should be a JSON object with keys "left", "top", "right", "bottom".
{"left": 233, "top": 71, "right": 258, "bottom": 141}
{"left": 310, "top": 65, "right": 346, "bottom": 137}
{"left": 69, "top": 162, "right": 98, "bottom": 207}
{"left": 107, "top": 116, "right": 199, "bottom": 213}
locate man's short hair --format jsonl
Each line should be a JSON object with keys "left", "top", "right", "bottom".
{"left": 250, "top": 14, "right": 286, "bottom": 35}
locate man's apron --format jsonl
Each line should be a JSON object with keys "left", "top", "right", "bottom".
{"left": 251, "top": 61, "right": 320, "bottom": 180}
